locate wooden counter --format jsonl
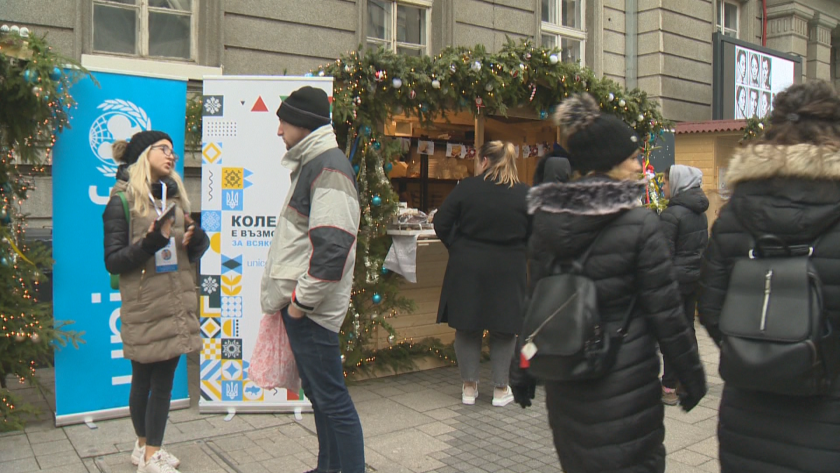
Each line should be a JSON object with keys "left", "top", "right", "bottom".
{"left": 373, "top": 239, "right": 454, "bottom": 349}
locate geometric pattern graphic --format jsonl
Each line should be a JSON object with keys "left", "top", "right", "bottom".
{"left": 222, "top": 380, "right": 243, "bottom": 401}
{"left": 201, "top": 294, "right": 222, "bottom": 316}
{"left": 202, "top": 142, "right": 223, "bottom": 164}
{"left": 203, "top": 120, "right": 238, "bottom": 139}
{"left": 221, "top": 338, "right": 242, "bottom": 360}
{"left": 221, "top": 318, "right": 240, "bottom": 338}
{"left": 222, "top": 296, "right": 243, "bottom": 318}
{"left": 200, "top": 317, "right": 221, "bottom": 339}
{"left": 222, "top": 274, "right": 242, "bottom": 296}
{"left": 243, "top": 380, "right": 264, "bottom": 402}
{"left": 251, "top": 96, "right": 269, "bottom": 112}
{"left": 200, "top": 275, "right": 221, "bottom": 308}
{"left": 222, "top": 254, "right": 242, "bottom": 275}
{"left": 200, "top": 380, "right": 221, "bottom": 401}
{"left": 222, "top": 189, "right": 243, "bottom": 211}
{"left": 222, "top": 360, "right": 243, "bottom": 380}
{"left": 222, "top": 167, "right": 243, "bottom": 189}
{"left": 201, "top": 359, "right": 221, "bottom": 381}
{"left": 202, "top": 339, "right": 221, "bottom": 360}
{"left": 202, "top": 95, "right": 224, "bottom": 117}
{"left": 201, "top": 210, "right": 222, "bottom": 232}
{"left": 210, "top": 232, "right": 221, "bottom": 254}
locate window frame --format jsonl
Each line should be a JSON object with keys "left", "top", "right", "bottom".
{"left": 539, "top": 0, "right": 587, "bottom": 67}
{"left": 366, "top": 0, "right": 432, "bottom": 56}
{"left": 716, "top": 0, "right": 739, "bottom": 39}
{"left": 91, "top": 0, "right": 198, "bottom": 61}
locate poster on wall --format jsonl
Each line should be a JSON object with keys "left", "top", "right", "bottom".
{"left": 52, "top": 70, "right": 188, "bottom": 426}
{"left": 733, "top": 46, "right": 794, "bottom": 119}
{"left": 712, "top": 33, "right": 803, "bottom": 120}
{"left": 198, "top": 76, "right": 332, "bottom": 413}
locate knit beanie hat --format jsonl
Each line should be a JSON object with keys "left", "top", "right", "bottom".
{"left": 114, "top": 130, "right": 173, "bottom": 165}
{"left": 553, "top": 94, "right": 640, "bottom": 174}
{"left": 276, "top": 86, "right": 332, "bottom": 131}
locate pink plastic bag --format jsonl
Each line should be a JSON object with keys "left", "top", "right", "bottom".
{"left": 249, "top": 312, "right": 301, "bottom": 392}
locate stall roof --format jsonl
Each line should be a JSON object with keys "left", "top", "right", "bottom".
{"left": 675, "top": 119, "right": 747, "bottom": 135}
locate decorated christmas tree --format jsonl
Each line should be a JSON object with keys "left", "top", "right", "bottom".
{"left": 0, "top": 27, "right": 84, "bottom": 431}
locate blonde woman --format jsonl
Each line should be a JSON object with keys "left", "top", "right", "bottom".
{"left": 102, "top": 131, "right": 208, "bottom": 473}
{"left": 434, "top": 141, "right": 529, "bottom": 407}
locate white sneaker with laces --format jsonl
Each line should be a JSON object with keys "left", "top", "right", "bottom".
{"left": 131, "top": 442, "right": 180, "bottom": 468}
{"left": 137, "top": 451, "right": 180, "bottom": 473}
{"left": 462, "top": 382, "right": 478, "bottom": 405}
{"left": 492, "top": 386, "right": 514, "bottom": 407}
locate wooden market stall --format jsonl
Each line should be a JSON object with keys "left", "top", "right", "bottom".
{"left": 376, "top": 109, "right": 559, "bottom": 354}
{"left": 674, "top": 119, "right": 748, "bottom": 228}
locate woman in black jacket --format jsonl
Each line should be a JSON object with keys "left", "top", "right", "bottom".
{"left": 699, "top": 81, "right": 840, "bottom": 472}
{"left": 659, "top": 164, "right": 709, "bottom": 404}
{"left": 511, "top": 94, "right": 707, "bottom": 473}
{"left": 434, "top": 140, "right": 529, "bottom": 407}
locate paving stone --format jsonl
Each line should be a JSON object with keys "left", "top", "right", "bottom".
{"left": 699, "top": 458, "right": 722, "bottom": 473}
{"left": 26, "top": 428, "right": 67, "bottom": 444}
{"left": 355, "top": 398, "right": 434, "bottom": 437}
{"left": 669, "top": 447, "right": 714, "bottom": 466}
{"left": 686, "top": 435, "right": 720, "bottom": 459}
{"left": 0, "top": 433, "right": 34, "bottom": 462}
{"left": 390, "top": 388, "right": 462, "bottom": 412}
{"left": 0, "top": 457, "right": 40, "bottom": 473}
{"left": 35, "top": 451, "right": 85, "bottom": 470}
{"left": 31, "top": 438, "right": 75, "bottom": 456}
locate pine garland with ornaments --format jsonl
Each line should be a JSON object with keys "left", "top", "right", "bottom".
{"left": 306, "top": 39, "right": 669, "bottom": 376}
{"left": 0, "top": 25, "right": 84, "bottom": 431}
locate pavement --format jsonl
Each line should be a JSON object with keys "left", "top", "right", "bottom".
{"left": 0, "top": 323, "right": 723, "bottom": 473}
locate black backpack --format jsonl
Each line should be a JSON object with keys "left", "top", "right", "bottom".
{"left": 719, "top": 235, "right": 840, "bottom": 396}
{"left": 521, "top": 234, "right": 635, "bottom": 381}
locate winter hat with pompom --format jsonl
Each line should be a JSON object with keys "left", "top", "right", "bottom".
{"left": 553, "top": 94, "right": 640, "bottom": 174}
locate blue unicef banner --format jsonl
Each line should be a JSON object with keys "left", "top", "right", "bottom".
{"left": 52, "top": 70, "right": 188, "bottom": 425}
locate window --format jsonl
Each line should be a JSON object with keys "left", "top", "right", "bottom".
{"left": 716, "top": 0, "right": 739, "bottom": 38}
{"left": 367, "top": 0, "right": 431, "bottom": 56}
{"left": 540, "top": 0, "right": 586, "bottom": 66}
{"left": 93, "top": 0, "right": 195, "bottom": 60}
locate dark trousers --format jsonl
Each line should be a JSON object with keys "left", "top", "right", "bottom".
{"left": 662, "top": 293, "right": 698, "bottom": 390}
{"left": 129, "top": 356, "right": 179, "bottom": 447}
{"left": 281, "top": 307, "right": 365, "bottom": 473}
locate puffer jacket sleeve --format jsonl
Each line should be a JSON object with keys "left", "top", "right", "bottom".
{"left": 658, "top": 207, "right": 679, "bottom": 258}
{"left": 698, "top": 218, "right": 728, "bottom": 346}
{"left": 103, "top": 195, "right": 161, "bottom": 274}
{"left": 635, "top": 211, "right": 707, "bottom": 399}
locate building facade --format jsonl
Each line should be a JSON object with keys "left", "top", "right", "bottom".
{"left": 2, "top": 0, "right": 839, "bottom": 225}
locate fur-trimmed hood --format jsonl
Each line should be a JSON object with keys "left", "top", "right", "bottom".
{"left": 528, "top": 177, "right": 646, "bottom": 216}
{"left": 726, "top": 144, "right": 840, "bottom": 188}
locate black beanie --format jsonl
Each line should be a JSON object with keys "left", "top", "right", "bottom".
{"left": 119, "top": 130, "right": 173, "bottom": 165}
{"left": 554, "top": 94, "right": 640, "bottom": 174}
{"left": 276, "top": 86, "right": 331, "bottom": 131}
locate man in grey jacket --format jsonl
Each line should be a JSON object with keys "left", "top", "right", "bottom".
{"left": 261, "top": 86, "right": 363, "bottom": 473}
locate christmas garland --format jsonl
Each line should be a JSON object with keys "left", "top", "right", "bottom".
{"left": 742, "top": 116, "right": 768, "bottom": 142}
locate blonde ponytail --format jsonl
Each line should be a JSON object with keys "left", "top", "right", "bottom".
{"left": 480, "top": 140, "right": 520, "bottom": 187}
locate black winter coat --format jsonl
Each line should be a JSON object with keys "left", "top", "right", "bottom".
{"left": 659, "top": 187, "right": 709, "bottom": 294}
{"left": 699, "top": 144, "right": 840, "bottom": 473}
{"left": 434, "top": 174, "right": 529, "bottom": 334}
{"left": 525, "top": 177, "right": 706, "bottom": 473}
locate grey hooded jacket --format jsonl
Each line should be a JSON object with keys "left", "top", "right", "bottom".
{"left": 260, "top": 125, "right": 360, "bottom": 332}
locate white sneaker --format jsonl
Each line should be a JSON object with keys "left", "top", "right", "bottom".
{"left": 137, "top": 451, "right": 180, "bottom": 473}
{"left": 130, "top": 440, "right": 145, "bottom": 466}
{"left": 462, "top": 382, "right": 478, "bottom": 405}
{"left": 131, "top": 442, "right": 180, "bottom": 468}
{"left": 492, "top": 386, "right": 514, "bottom": 407}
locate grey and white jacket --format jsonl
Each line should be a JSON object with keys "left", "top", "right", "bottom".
{"left": 260, "top": 125, "right": 360, "bottom": 332}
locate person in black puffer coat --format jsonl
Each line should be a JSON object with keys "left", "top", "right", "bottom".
{"left": 510, "top": 94, "right": 707, "bottom": 473}
{"left": 699, "top": 81, "right": 840, "bottom": 473}
{"left": 659, "top": 165, "right": 709, "bottom": 404}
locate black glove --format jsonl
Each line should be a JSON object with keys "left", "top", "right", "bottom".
{"left": 141, "top": 228, "right": 170, "bottom": 254}
{"left": 511, "top": 380, "right": 536, "bottom": 409}
{"left": 678, "top": 369, "right": 708, "bottom": 413}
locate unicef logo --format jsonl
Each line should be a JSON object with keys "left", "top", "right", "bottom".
{"left": 89, "top": 99, "right": 152, "bottom": 177}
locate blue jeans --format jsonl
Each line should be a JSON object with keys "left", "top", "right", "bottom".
{"left": 282, "top": 307, "right": 365, "bottom": 473}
